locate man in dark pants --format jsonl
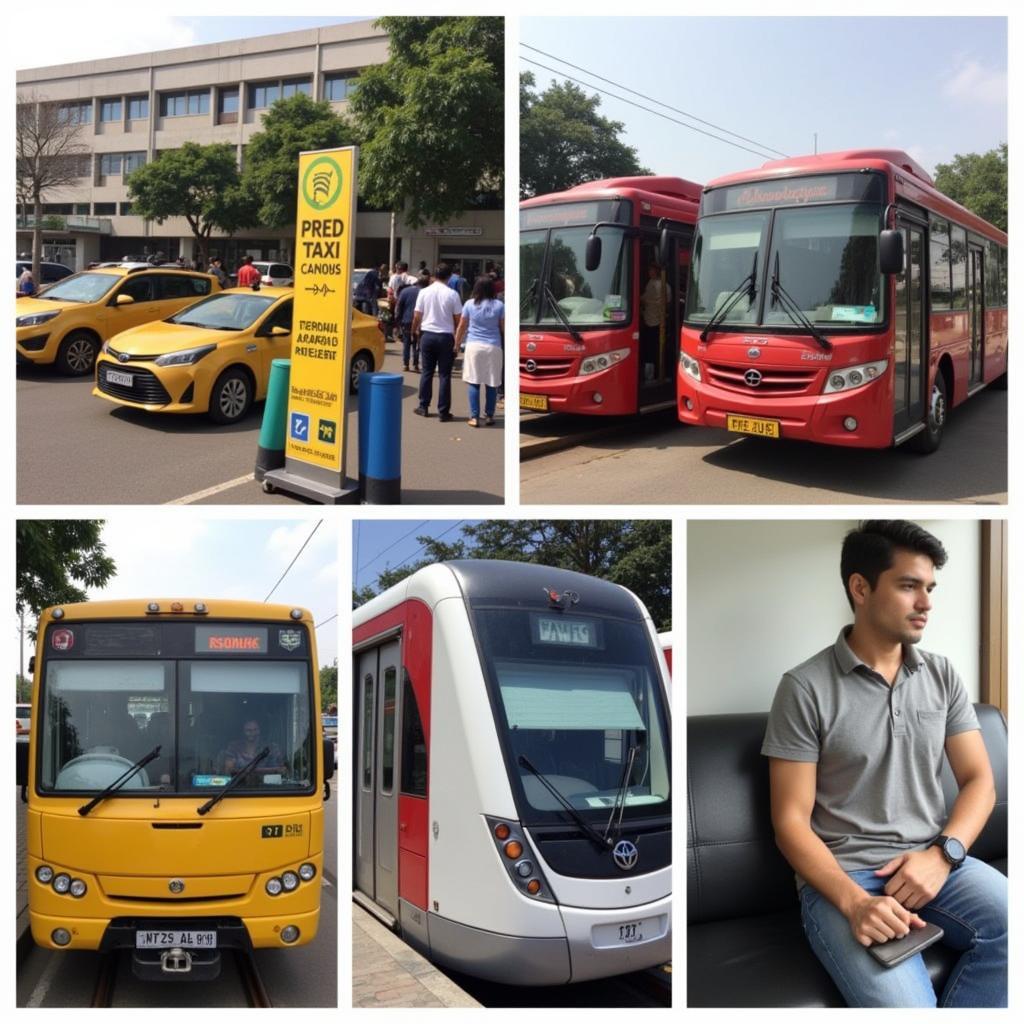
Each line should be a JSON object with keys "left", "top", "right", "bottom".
{"left": 411, "top": 263, "right": 463, "bottom": 421}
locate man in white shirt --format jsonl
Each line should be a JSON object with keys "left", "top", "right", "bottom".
{"left": 412, "top": 263, "right": 463, "bottom": 421}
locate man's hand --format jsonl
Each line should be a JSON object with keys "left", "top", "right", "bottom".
{"left": 875, "top": 847, "right": 951, "bottom": 910}
{"left": 847, "top": 892, "right": 926, "bottom": 946}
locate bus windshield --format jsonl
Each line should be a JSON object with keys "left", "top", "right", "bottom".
{"left": 38, "top": 626, "right": 314, "bottom": 796}
{"left": 474, "top": 608, "right": 670, "bottom": 823}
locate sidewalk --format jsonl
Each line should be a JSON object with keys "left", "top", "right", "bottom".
{"left": 352, "top": 902, "right": 481, "bottom": 1007}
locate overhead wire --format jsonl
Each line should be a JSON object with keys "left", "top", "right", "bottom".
{"left": 264, "top": 520, "right": 323, "bottom": 602}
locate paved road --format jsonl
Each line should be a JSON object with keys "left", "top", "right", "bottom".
{"left": 17, "top": 344, "right": 504, "bottom": 505}
{"left": 520, "top": 389, "right": 1007, "bottom": 505}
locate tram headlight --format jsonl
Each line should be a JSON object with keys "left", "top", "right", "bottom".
{"left": 36, "top": 865, "right": 54, "bottom": 884}
{"left": 266, "top": 876, "right": 284, "bottom": 896}
{"left": 579, "top": 347, "right": 631, "bottom": 377}
{"left": 515, "top": 860, "right": 533, "bottom": 878}
{"left": 822, "top": 359, "right": 887, "bottom": 394}
{"left": 299, "top": 863, "right": 317, "bottom": 882}
{"left": 679, "top": 350, "right": 702, "bottom": 382}
{"left": 69, "top": 879, "right": 87, "bottom": 898}
{"left": 52, "top": 873, "right": 71, "bottom": 895}
{"left": 281, "top": 871, "right": 299, "bottom": 892}
{"left": 503, "top": 840, "right": 523, "bottom": 860}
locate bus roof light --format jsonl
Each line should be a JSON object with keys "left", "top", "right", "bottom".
{"left": 146, "top": 603, "right": 160, "bottom": 614}
{"left": 290, "top": 608, "right": 303, "bottom": 620}
{"left": 194, "top": 602, "right": 208, "bottom": 614}
{"left": 171, "top": 602, "right": 184, "bottom": 613}
{"left": 52, "top": 608, "right": 65, "bottom": 619}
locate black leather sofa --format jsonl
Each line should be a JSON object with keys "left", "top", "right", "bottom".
{"left": 687, "top": 704, "right": 1007, "bottom": 1007}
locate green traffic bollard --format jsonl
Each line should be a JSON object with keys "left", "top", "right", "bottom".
{"left": 255, "top": 358, "right": 291, "bottom": 481}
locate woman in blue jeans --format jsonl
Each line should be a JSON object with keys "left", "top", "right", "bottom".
{"left": 455, "top": 276, "right": 504, "bottom": 427}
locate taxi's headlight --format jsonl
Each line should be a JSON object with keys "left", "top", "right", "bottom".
{"left": 579, "top": 347, "right": 631, "bottom": 376}
{"left": 154, "top": 344, "right": 216, "bottom": 367}
{"left": 823, "top": 359, "right": 887, "bottom": 394}
{"left": 16, "top": 310, "right": 61, "bottom": 328}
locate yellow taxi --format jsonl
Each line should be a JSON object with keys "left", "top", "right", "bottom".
{"left": 16, "top": 266, "right": 220, "bottom": 376}
{"left": 93, "top": 286, "right": 385, "bottom": 424}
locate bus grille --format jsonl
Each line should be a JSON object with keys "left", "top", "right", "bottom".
{"left": 706, "top": 362, "right": 818, "bottom": 396}
{"left": 98, "top": 364, "right": 172, "bottom": 404}
{"left": 520, "top": 357, "right": 575, "bottom": 379}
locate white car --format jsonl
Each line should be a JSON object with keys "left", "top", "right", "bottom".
{"left": 253, "top": 261, "right": 294, "bottom": 287}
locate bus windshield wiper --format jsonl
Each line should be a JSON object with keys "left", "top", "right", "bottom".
{"left": 518, "top": 755, "right": 611, "bottom": 850}
{"left": 541, "top": 283, "right": 584, "bottom": 344}
{"left": 770, "top": 252, "right": 832, "bottom": 351}
{"left": 700, "top": 250, "right": 757, "bottom": 342}
{"left": 78, "top": 746, "right": 162, "bottom": 816}
{"left": 197, "top": 747, "right": 269, "bottom": 816}
{"left": 604, "top": 745, "right": 638, "bottom": 842}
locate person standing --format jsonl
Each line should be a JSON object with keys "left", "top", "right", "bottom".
{"left": 207, "top": 257, "right": 230, "bottom": 289}
{"left": 447, "top": 262, "right": 465, "bottom": 299}
{"left": 763, "top": 520, "right": 1006, "bottom": 1007}
{"left": 17, "top": 267, "right": 36, "bottom": 297}
{"left": 396, "top": 274, "right": 428, "bottom": 372}
{"left": 411, "top": 263, "right": 462, "bottom": 421}
{"left": 236, "top": 255, "right": 262, "bottom": 288}
{"left": 455, "top": 276, "right": 504, "bottom": 426}
{"left": 356, "top": 265, "right": 381, "bottom": 316}
{"left": 640, "top": 262, "right": 670, "bottom": 382}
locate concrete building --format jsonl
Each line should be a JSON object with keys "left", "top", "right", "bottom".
{"left": 16, "top": 20, "right": 503, "bottom": 279}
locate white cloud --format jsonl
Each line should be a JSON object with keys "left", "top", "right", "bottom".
{"left": 17, "top": 17, "right": 198, "bottom": 70}
{"left": 942, "top": 59, "right": 1007, "bottom": 105}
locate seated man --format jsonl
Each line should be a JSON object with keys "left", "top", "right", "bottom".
{"left": 763, "top": 520, "right": 1006, "bottom": 1007}
{"left": 221, "top": 718, "right": 285, "bottom": 776}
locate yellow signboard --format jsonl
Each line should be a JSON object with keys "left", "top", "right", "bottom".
{"left": 285, "top": 147, "right": 358, "bottom": 475}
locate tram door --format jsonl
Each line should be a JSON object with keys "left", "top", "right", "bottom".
{"left": 968, "top": 245, "right": 985, "bottom": 386}
{"left": 355, "top": 639, "right": 401, "bottom": 917}
{"left": 893, "top": 219, "right": 927, "bottom": 437}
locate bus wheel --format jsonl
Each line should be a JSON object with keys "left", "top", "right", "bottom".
{"left": 909, "top": 374, "right": 947, "bottom": 454}
{"left": 209, "top": 368, "right": 253, "bottom": 424}
{"left": 56, "top": 332, "right": 99, "bottom": 376}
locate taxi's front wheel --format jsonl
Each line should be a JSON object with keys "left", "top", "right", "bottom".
{"left": 208, "top": 368, "right": 253, "bottom": 425}
{"left": 56, "top": 331, "right": 99, "bottom": 376}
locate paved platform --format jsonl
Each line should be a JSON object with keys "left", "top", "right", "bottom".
{"left": 352, "top": 902, "right": 480, "bottom": 1008}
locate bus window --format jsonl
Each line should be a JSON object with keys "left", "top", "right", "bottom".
{"left": 929, "top": 217, "right": 952, "bottom": 310}
{"left": 950, "top": 225, "right": 968, "bottom": 309}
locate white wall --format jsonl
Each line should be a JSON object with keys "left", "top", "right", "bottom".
{"left": 687, "top": 520, "right": 981, "bottom": 715}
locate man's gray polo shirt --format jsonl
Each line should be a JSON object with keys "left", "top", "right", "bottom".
{"left": 762, "top": 627, "right": 979, "bottom": 877}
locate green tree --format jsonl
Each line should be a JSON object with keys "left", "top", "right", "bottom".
{"left": 348, "top": 16, "right": 504, "bottom": 226}
{"left": 933, "top": 144, "right": 1007, "bottom": 232}
{"left": 354, "top": 521, "right": 671, "bottom": 629}
{"left": 16, "top": 675, "right": 32, "bottom": 702}
{"left": 520, "top": 72, "right": 650, "bottom": 199}
{"left": 16, "top": 521, "right": 116, "bottom": 637}
{"left": 242, "top": 94, "right": 356, "bottom": 230}
{"left": 127, "top": 143, "right": 253, "bottom": 264}
{"left": 319, "top": 661, "right": 338, "bottom": 713}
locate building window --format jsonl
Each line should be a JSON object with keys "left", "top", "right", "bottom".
{"left": 281, "top": 77, "right": 312, "bottom": 99}
{"left": 99, "top": 153, "right": 122, "bottom": 176}
{"left": 248, "top": 82, "right": 281, "bottom": 109}
{"left": 123, "top": 152, "right": 147, "bottom": 174}
{"left": 323, "top": 73, "right": 358, "bottom": 101}
{"left": 57, "top": 101, "right": 92, "bottom": 125}
{"left": 68, "top": 154, "right": 92, "bottom": 178}
{"left": 160, "top": 90, "right": 210, "bottom": 118}
{"left": 128, "top": 95, "right": 149, "bottom": 120}
{"left": 119, "top": 202, "right": 133, "bottom": 216}
{"left": 94, "top": 202, "right": 116, "bottom": 216}
{"left": 42, "top": 204, "right": 74, "bottom": 215}
{"left": 217, "top": 87, "right": 239, "bottom": 124}
{"left": 74, "top": 203, "right": 90, "bottom": 215}
{"left": 99, "top": 98, "right": 122, "bottom": 123}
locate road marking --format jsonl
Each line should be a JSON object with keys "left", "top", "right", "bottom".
{"left": 165, "top": 474, "right": 255, "bottom": 505}
{"left": 26, "top": 950, "right": 63, "bottom": 1007}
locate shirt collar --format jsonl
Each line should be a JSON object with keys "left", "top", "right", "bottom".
{"left": 834, "top": 625, "right": 924, "bottom": 677}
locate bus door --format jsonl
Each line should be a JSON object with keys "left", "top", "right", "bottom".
{"left": 355, "top": 639, "right": 401, "bottom": 918}
{"left": 968, "top": 244, "right": 985, "bottom": 387}
{"left": 639, "top": 220, "right": 690, "bottom": 407}
{"left": 893, "top": 217, "right": 927, "bottom": 438}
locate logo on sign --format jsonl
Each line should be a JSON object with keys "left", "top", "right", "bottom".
{"left": 302, "top": 156, "right": 344, "bottom": 211}
{"left": 318, "top": 419, "right": 337, "bottom": 444}
{"left": 278, "top": 629, "right": 302, "bottom": 652}
{"left": 51, "top": 628, "right": 74, "bottom": 651}
{"left": 290, "top": 412, "right": 310, "bottom": 441}
{"left": 613, "top": 840, "right": 639, "bottom": 871}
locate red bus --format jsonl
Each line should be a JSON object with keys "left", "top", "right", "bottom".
{"left": 676, "top": 149, "right": 1007, "bottom": 451}
{"left": 520, "top": 176, "right": 701, "bottom": 416}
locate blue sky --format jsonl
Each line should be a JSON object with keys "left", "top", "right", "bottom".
{"left": 521, "top": 17, "right": 1007, "bottom": 182}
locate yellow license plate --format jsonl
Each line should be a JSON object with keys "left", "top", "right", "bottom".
{"left": 727, "top": 414, "right": 780, "bottom": 438}
{"left": 520, "top": 393, "right": 549, "bottom": 412}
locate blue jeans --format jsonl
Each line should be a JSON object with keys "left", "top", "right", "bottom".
{"left": 418, "top": 333, "right": 455, "bottom": 415}
{"left": 468, "top": 384, "right": 497, "bottom": 419}
{"left": 401, "top": 325, "right": 418, "bottom": 368}
{"left": 800, "top": 857, "right": 1007, "bottom": 1007}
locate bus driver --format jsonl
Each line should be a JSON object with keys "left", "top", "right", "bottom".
{"left": 222, "top": 719, "right": 285, "bottom": 775}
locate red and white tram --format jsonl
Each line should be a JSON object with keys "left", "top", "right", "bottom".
{"left": 353, "top": 560, "right": 672, "bottom": 984}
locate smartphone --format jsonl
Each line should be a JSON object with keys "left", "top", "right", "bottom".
{"left": 868, "top": 922, "right": 944, "bottom": 968}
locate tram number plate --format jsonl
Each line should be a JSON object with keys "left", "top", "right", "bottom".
{"left": 727, "top": 414, "right": 780, "bottom": 439}
{"left": 520, "top": 392, "right": 549, "bottom": 412}
{"left": 135, "top": 930, "right": 217, "bottom": 949}
{"left": 592, "top": 916, "right": 657, "bottom": 948}
{"left": 107, "top": 370, "right": 134, "bottom": 387}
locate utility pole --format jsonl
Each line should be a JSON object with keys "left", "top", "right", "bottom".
{"left": 813, "top": 132, "right": 818, "bottom": 155}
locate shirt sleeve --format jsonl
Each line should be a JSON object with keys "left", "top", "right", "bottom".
{"left": 451, "top": 292, "right": 463, "bottom": 316}
{"left": 761, "top": 673, "right": 821, "bottom": 762}
{"left": 414, "top": 291, "right": 425, "bottom": 313}
{"left": 942, "top": 658, "right": 980, "bottom": 736}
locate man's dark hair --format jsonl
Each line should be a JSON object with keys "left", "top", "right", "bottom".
{"left": 434, "top": 262, "right": 451, "bottom": 281}
{"left": 840, "top": 520, "right": 948, "bottom": 610}
{"left": 397, "top": 261, "right": 408, "bottom": 272}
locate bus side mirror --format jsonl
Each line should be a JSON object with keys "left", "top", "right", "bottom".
{"left": 585, "top": 234, "right": 602, "bottom": 272}
{"left": 323, "top": 738, "right": 335, "bottom": 782}
{"left": 28, "top": 655, "right": 35, "bottom": 674}
{"left": 658, "top": 227, "right": 671, "bottom": 269}
{"left": 16, "top": 741, "right": 29, "bottom": 788}
{"left": 879, "top": 229, "right": 904, "bottom": 275}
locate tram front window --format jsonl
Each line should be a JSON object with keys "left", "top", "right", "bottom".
{"left": 474, "top": 609, "right": 670, "bottom": 822}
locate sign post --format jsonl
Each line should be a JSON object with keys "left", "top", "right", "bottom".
{"left": 262, "top": 146, "right": 360, "bottom": 503}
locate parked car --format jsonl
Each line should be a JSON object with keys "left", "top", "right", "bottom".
{"left": 16, "top": 260, "right": 73, "bottom": 286}
{"left": 16, "top": 266, "right": 221, "bottom": 375}
{"left": 16, "top": 702, "right": 31, "bottom": 737}
{"left": 252, "top": 261, "right": 294, "bottom": 287}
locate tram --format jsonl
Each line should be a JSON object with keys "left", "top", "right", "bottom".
{"left": 353, "top": 560, "right": 671, "bottom": 984}
{"left": 16, "top": 599, "right": 334, "bottom": 980}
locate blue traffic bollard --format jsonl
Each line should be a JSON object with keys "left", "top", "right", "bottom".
{"left": 358, "top": 372, "right": 402, "bottom": 503}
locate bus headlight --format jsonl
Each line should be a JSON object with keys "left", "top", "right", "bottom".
{"left": 679, "top": 350, "right": 702, "bottom": 382}
{"left": 52, "top": 873, "right": 71, "bottom": 895}
{"left": 69, "top": 879, "right": 87, "bottom": 898}
{"left": 281, "top": 925, "right": 300, "bottom": 944}
{"left": 36, "top": 865, "right": 54, "bottom": 884}
{"left": 281, "top": 871, "right": 299, "bottom": 892}
{"left": 52, "top": 928, "right": 72, "bottom": 946}
{"left": 266, "top": 877, "right": 283, "bottom": 896}
{"left": 823, "top": 360, "right": 887, "bottom": 394}
{"left": 579, "top": 348, "right": 630, "bottom": 376}
{"left": 298, "top": 863, "right": 317, "bottom": 882}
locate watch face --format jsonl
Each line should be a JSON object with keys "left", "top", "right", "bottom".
{"left": 946, "top": 837, "right": 967, "bottom": 862}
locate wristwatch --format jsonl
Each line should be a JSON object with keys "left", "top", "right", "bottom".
{"left": 931, "top": 834, "right": 967, "bottom": 870}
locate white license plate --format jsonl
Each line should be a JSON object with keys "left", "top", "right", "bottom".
{"left": 592, "top": 915, "right": 662, "bottom": 948}
{"left": 135, "top": 930, "right": 217, "bottom": 949}
{"left": 107, "top": 370, "right": 134, "bottom": 387}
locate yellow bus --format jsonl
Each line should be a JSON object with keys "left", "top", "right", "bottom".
{"left": 16, "top": 598, "right": 334, "bottom": 981}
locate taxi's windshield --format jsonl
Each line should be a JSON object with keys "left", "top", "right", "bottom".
{"left": 35, "top": 272, "right": 120, "bottom": 304}
{"left": 169, "top": 293, "right": 277, "bottom": 330}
